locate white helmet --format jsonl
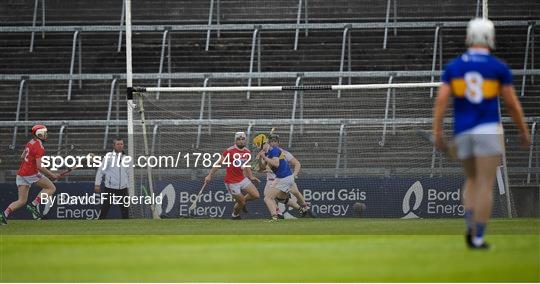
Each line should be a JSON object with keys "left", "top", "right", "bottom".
{"left": 234, "top": 131, "right": 246, "bottom": 140}
{"left": 466, "top": 18, "right": 495, "bottom": 49}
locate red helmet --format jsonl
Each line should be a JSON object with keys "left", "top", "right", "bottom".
{"left": 31, "top": 124, "right": 48, "bottom": 140}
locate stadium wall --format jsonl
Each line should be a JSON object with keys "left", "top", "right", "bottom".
{"left": 0, "top": 176, "right": 516, "bottom": 219}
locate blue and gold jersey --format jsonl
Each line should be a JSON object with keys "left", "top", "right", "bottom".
{"left": 266, "top": 147, "right": 293, "bottom": 178}
{"left": 441, "top": 48, "right": 513, "bottom": 135}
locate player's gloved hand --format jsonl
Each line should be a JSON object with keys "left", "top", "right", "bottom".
{"left": 520, "top": 131, "right": 531, "bottom": 148}
{"left": 204, "top": 175, "right": 212, "bottom": 185}
{"left": 50, "top": 173, "right": 61, "bottom": 180}
{"left": 94, "top": 186, "right": 101, "bottom": 193}
{"left": 434, "top": 131, "right": 446, "bottom": 151}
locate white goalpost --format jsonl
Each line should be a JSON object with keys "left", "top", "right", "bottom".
{"left": 125, "top": 81, "right": 516, "bottom": 219}
{"left": 123, "top": 0, "right": 514, "bottom": 219}
{"left": 125, "top": 0, "right": 160, "bottom": 219}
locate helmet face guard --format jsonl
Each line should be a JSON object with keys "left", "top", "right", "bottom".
{"left": 268, "top": 133, "right": 280, "bottom": 143}
{"left": 32, "top": 125, "right": 48, "bottom": 141}
{"left": 234, "top": 131, "right": 247, "bottom": 148}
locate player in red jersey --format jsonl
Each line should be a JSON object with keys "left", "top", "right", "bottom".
{"left": 204, "top": 131, "right": 260, "bottom": 219}
{"left": 0, "top": 125, "right": 60, "bottom": 225}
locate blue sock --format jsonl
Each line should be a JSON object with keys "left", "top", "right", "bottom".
{"left": 475, "top": 223, "right": 486, "bottom": 239}
{"left": 464, "top": 210, "right": 474, "bottom": 232}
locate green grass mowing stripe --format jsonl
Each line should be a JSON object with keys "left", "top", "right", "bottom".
{"left": 1, "top": 218, "right": 539, "bottom": 235}
{"left": 1, "top": 235, "right": 538, "bottom": 282}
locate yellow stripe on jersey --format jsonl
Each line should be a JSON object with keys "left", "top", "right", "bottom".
{"left": 450, "top": 79, "right": 466, "bottom": 96}
{"left": 450, "top": 79, "right": 500, "bottom": 99}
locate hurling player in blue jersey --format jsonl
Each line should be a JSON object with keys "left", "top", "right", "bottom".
{"left": 433, "top": 18, "right": 530, "bottom": 249}
{"left": 257, "top": 133, "right": 307, "bottom": 221}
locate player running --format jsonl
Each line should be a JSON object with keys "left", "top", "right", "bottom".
{"left": 255, "top": 133, "right": 311, "bottom": 221}
{"left": 204, "top": 131, "right": 260, "bottom": 220}
{"left": 433, "top": 18, "right": 530, "bottom": 249}
{"left": 0, "top": 125, "right": 60, "bottom": 225}
{"left": 253, "top": 133, "right": 312, "bottom": 219}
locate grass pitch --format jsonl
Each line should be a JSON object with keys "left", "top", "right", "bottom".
{"left": 1, "top": 218, "right": 538, "bottom": 282}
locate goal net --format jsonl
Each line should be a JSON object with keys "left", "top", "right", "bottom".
{"left": 127, "top": 80, "right": 515, "bottom": 219}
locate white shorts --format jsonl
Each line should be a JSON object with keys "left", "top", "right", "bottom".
{"left": 225, "top": 177, "right": 253, "bottom": 196}
{"left": 16, "top": 173, "right": 44, "bottom": 186}
{"left": 270, "top": 175, "right": 295, "bottom": 193}
{"left": 454, "top": 123, "right": 504, "bottom": 160}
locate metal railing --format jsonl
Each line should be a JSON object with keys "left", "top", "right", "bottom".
{"left": 246, "top": 26, "right": 261, "bottom": 99}
{"left": 11, "top": 78, "right": 29, "bottom": 149}
{"left": 288, "top": 75, "right": 303, "bottom": 148}
{"left": 337, "top": 25, "right": 352, "bottom": 98}
{"left": 521, "top": 22, "right": 536, "bottom": 97}
{"left": 293, "top": 0, "right": 309, "bottom": 51}
{"left": 5, "top": 70, "right": 540, "bottom": 149}
{"left": 205, "top": 0, "right": 221, "bottom": 51}
{"left": 2, "top": 69, "right": 539, "bottom": 81}
{"left": 3, "top": 117, "right": 539, "bottom": 179}
{"left": 379, "top": 75, "right": 396, "bottom": 147}
{"left": 156, "top": 28, "right": 172, "bottom": 99}
{"left": 4, "top": 21, "right": 540, "bottom": 60}
{"left": 117, "top": 0, "right": 125, "bottom": 52}
{"left": 430, "top": 25, "right": 443, "bottom": 98}
{"left": 6, "top": 20, "right": 537, "bottom": 101}
{"left": 195, "top": 77, "right": 211, "bottom": 149}
{"left": 29, "top": 0, "right": 46, "bottom": 52}
{"left": 103, "top": 77, "right": 121, "bottom": 149}
{"left": 67, "top": 30, "right": 82, "bottom": 101}
{"left": 382, "top": 0, "right": 397, "bottom": 49}
{"left": 4, "top": 21, "right": 537, "bottom": 34}
{"left": 527, "top": 122, "right": 537, "bottom": 184}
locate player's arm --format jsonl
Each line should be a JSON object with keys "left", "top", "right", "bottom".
{"left": 432, "top": 83, "right": 451, "bottom": 151}
{"left": 263, "top": 156, "right": 279, "bottom": 168}
{"left": 204, "top": 153, "right": 224, "bottom": 184}
{"left": 289, "top": 157, "right": 301, "bottom": 178}
{"left": 36, "top": 157, "right": 59, "bottom": 180}
{"left": 243, "top": 166, "right": 260, "bottom": 183}
{"left": 501, "top": 85, "right": 530, "bottom": 147}
{"left": 257, "top": 150, "right": 268, "bottom": 172}
{"left": 20, "top": 148, "right": 27, "bottom": 161}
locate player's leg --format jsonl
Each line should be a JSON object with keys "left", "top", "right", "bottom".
{"left": 231, "top": 193, "right": 246, "bottom": 219}
{"left": 242, "top": 182, "right": 260, "bottom": 201}
{"left": 263, "top": 186, "right": 281, "bottom": 220}
{"left": 285, "top": 197, "right": 300, "bottom": 210}
{"left": 226, "top": 182, "right": 245, "bottom": 219}
{"left": 471, "top": 155, "right": 500, "bottom": 247}
{"left": 240, "top": 179, "right": 259, "bottom": 213}
{"left": 1, "top": 184, "right": 31, "bottom": 224}
{"left": 290, "top": 184, "right": 306, "bottom": 206}
{"left": 288, "top": 183, "right": 314, "bottom": 216}
{"left": 32, "top": 175, "right": 56, "bottom": 204}
{"left": 263, "top": 181, "right": 282, "bottom": 217}
{"left": 456, "top": 133, "right": 477, "bottom": 246}
{"left": 467, "top": 131, "right": 504, "bottom": 248}
{"left": 26, "top": 175, "right": 55, "bottom": 219}
{"left": 461, "top": 157, "right": 476, "bottom": 240}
